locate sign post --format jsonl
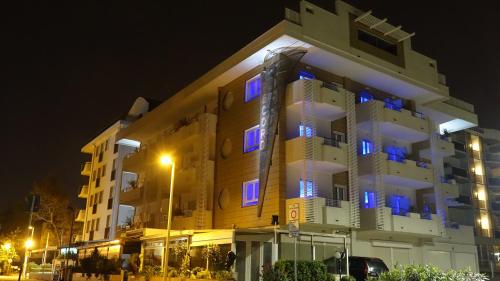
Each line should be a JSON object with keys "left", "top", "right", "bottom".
{"left": 288, "top": 203, "right": 300, "bottom": 281}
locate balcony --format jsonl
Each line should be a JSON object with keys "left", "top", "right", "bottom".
{"left": 359, "top": 152, "right": 433, "bottom": 189}
{"left": 81, "top": 162, "right": 91, "bottom": 176}
{"left": 437, "top": 182, "right": 459, "bottom": 199}
{"left": 123, "top": 150, "right": 146, "bottom": 173}
{"left": 172, "top": 210, "right": 213, "bottom": 230}
{"left": 286, "top": 79, "right": 346, "bottom": 120}
{"left": 357, "top": 100, "right": 430, "bottom": 143}
{"left": 75, "top": 210, "right": 85, "bottom": 222}
{"left": 419, "top": 134, "right": 455, "bottom": 160}
{"left": 286, "top": 136, "right": 348, "bottom": 173}
{"left": 120, "top": 186, "right": 143, "bottom": 205}
{"left": 78, "top": 185, "right": 89, "bottom": 199}
{"left": 286, "top": 197, "right": 351, "bottom": 228}
{"left": 360, "top": 207, "right": 442, "bottom": 237}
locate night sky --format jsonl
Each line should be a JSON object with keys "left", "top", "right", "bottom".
{"left": 1, "top": 1, "right": 499, "bottom": 211}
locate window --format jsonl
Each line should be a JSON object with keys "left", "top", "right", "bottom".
{"left": 95, "top": 218, "right": 100, "bottom": 231}
{"left": 89, "top": 195, "right": 94, "bottom": 206}
{"left": 361, "top": 139, "right": 373, "bottom": 155}
{"left": 91, "top": 219, "right": 95, "bottom": 231}
{"left": 359, "top": 91, "right": 373, "bottom": 103}
{"left": 333, "top": 185, "right": 347, "bottom": 201}
{"left": 245, "top": 75, "right": 261, "bottom": 102}
{"left": 101, "top": 165, "right": 106, "bottom": 177}
{"left": 298, "top": 70, "right": 316, "bottom": 80}
{"left": 105, "top": 139, "right": 109, "bottom": 151}
{"left": 357, "top": 30, "right": 398, "bottom": 56}
{"left": 244, "top": 125, "right": 260, "bottom": 153}
{"left": 363, "top": 191, "right": 376, "bottom": 208}
{"left": 300, "top": 179, "right": 314, "bottom": 198}
{"left": 86, "top": 221, "right": 90, "bottom": 233}
{"left": 385, "top": 146, "right": 407, "bottom": 162}
{"left": 299, "top": 124, "right": 314, "bottom": 138}
{"left": 106, "top": 215, "right": 111, "bottom": 227}
{"left": 384, "top": 98, "right": 403, "bottom": 111}
{"left": 114, "top": 144, "right": 119, "bottom": 154}
{"left": 98, "top": 191, "right": 103, "bottom": 204}
{"left": 242, "top": 179, "right": 259, "bottom": 207}
{"left": 389, "top": 195, "right": 410, "bottom": 216}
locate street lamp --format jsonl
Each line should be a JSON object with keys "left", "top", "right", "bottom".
{"left": 22, "top": 226, "right": 35, "bottom": 279}
{"left": 159, "top": 154, "right": 175, "bottom": 281}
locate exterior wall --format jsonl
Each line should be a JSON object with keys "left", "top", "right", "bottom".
{"left": 214, "top": 66, "right": 286, "bottom": 229}
{"left": 119, "top": 109, "right": 217, "bottom": 232}
{"left": 82, "top": 124, "right": 123, "bottom": 242}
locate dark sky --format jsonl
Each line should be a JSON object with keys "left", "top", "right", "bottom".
{"left": 1, "top": 1, "right": 499, "bottom": 211}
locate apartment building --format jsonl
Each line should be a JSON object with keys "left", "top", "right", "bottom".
{"left": 447, "top": 128, "right": 500, "bottom": 276}
{"left": 75, "top": 97, "right": 158, "bottom": 252}
{"left": 112, "top": 1, "right": 481, "bottom": 280}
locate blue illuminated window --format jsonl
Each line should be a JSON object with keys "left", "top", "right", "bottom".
{"left": 300, "top": 179, "right": 314, "bottom": 198}
{"left": 384, "top": 98, "right": 403, "bottom": 111}
{"left": 384, "top": 146, "right": 407, "bottom": 163}
{"left": 363, "top": 191, "right": 376, "bottom": 208}
{"left": 244, "top": 125, "right": 260, "bottom": 153}
{"left": 298, "top": 70, "right": 316, "bottom": 80}
{"left": 389, "top": 195, "right": 410, "bottom": 216}
{"left": 242, "top": 179, "right": 259, "bottom": 207}
{"left": 245, "top": 75, "right": 261, "bottom": 102}
{"left": 359, "top": 91, "right": 373, "bottom": 103}
{"left": 361, "top": 139, "right": 373, "bottom": 155}
{"left": 299, "top": 124, "right": 314, "bottom": 138}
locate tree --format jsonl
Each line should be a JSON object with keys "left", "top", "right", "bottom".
{"left": 0, "top": 229, "right": 21, "bottom": 275}
{"left": 31, "top": 176, "right": 75, "bottom": 247}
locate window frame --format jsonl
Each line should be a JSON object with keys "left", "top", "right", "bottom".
{"left": 243, "top": 125, "right": 260, "bottom": 153}
{"left": 300, "top": 179, "right": 314, "bottom": 198}
{"left": 244, "top": 74, "right": 262, "bottom": 102}
{"left": 242, "top": 179, "right": 259, "bottom": 207}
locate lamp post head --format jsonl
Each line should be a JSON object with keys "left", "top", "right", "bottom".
{"left": 2, "top": 242, "right": 11, "bottom": 250}
{"left": 159, "top": 154, "right": 174, "bottom": 167}
{"left": 25, "top": 239, "right": 34, "bottom": 249}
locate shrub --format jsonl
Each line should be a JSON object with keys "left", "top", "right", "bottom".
{"left": 140, "top": 265, "right": 162, "bottom": 281}
{"left": 262, "top": 260, "right": 333, "bottom": 281}
{"left": 340, "top": 276, "right": 356, "bottom": 281}
{"left": 214, "top": 270, "right": 234, "bottom": 281}
{"left": 379, "top": 264, "right": 488, "bottom": 281}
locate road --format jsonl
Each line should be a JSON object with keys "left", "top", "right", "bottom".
{"left": 0, "top": 275, "right": 36, "bottom": 281}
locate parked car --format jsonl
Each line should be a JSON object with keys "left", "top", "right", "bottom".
{"left": 324, "top": 256, "right": 388, "bottom": 281}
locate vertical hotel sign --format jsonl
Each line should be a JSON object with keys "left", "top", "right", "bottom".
{"left": 257, "top": 48, "right": 306, "bottom": 217}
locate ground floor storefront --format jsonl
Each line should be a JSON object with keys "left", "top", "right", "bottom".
{"left": 111, "top": 226, "right": 479, "bottom": 281}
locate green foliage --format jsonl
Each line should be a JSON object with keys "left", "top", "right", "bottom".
{"left": 179, "top": 253, "right": 191, "bottom": 277}
{"left": 140, "top": 265, "right": 162, "bottom": 281}
{"left": 201, "top": 244, "right": 225, "bottom": 271}
{"left": 379, "top": 264, "right": 488, "bottom": 281}
{"left": 340, "top": 276, "right": 356, "bottom": 281}
{"left": 167, "top": 267, "right": 178, "bottom": 277}
{"left": 262, "top": 260, "right": 333, "bottom": 281}
{"left": 214, "top": 270, "right": 234, "bottom": 281}
{"left": 195, "top": 269, "right": 212, "bottom": 279}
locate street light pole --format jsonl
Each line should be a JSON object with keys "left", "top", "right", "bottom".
{"left": 160, "top": 155, "right": 175, "bottom": 281}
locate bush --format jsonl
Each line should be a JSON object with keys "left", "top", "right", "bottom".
{"left": 262, "top": 260, "right": 333, "bottom": 281}
{"left": 379, "top": 264, "right": 488, "bottom": 281}
{"left": 140, "top": 265, "right": 162, "bottom": 281}
{"left": 340, "top": 276, "right": 356, "bottom": 281}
